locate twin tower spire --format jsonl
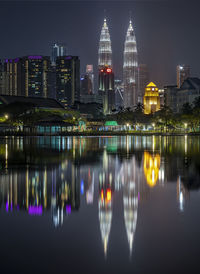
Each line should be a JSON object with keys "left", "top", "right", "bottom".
{"left": 98, "top": 17, "right": 138, "bottom": 109}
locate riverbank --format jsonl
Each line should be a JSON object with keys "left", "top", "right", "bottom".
{"left": 0, "top": 131, "right": 199, "bottom": 137}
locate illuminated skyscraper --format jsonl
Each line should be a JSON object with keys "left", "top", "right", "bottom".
{"left": 56, "top": 56, "right": 80, "bottom": 107}
{"left": 98, "top": 18, "right": 112, "bottom": 67}
{"left": 98, "top": 18, "right": 115, "bottom": 114}
{"left": 123, "top": 19, "right": 138, "bottom": 109}
{"left": 176, "top": 65, "right": 190, "bottom": 88}
{"left": 51, "top": 43, "right": 67, "bottom": 65}
{"left": 1, "top": 56, "right": 50, "bottom": 98}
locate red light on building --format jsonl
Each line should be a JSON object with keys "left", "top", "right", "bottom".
{"left": 106, "top": 68, "right": 112, "bottom": 73}
{"left": 106, "top": 189, "right": 112, "bottom": 202}
{"left": 100, "top": 69, "right": 104, "bottom": 72}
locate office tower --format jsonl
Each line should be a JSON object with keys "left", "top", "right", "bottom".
{"left": 2, "top": 56, "right": 50, "bottom": 98}
{"left": 138, "top": 64, "right": 149, "bottom": 103}
{"left": 98, "top": 18, "right": 115, "bottom": 114}
{"left": 143, "top": 82, "right": 160, "bottom": 114}
{"left": 51, "top": 43, "right": 67, "bottom": 65}
{"left": 177, "top": 65, "right": 190, "bottom": 88}
{"left": 25, "top": 56, "right": 50, "bottom": 98}
{"left": 56, "top": 56, "right": 80, "bottom": 107}
{"left": 86, "top": 65, "right": 94, "bottom": 93}
{"left": 80, "top": 65, "right": 94, "bottom": 96}
{"left": 114, "top": 79, "right": 124, "bottom": 110}
{"left": 123, "top": 19, "right": 138, "bottom": 109}
{"left": 99, "top": 66, "right": 115, "bottom": 114}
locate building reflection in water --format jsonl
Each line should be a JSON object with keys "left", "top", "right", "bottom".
{"left": 0, "top": 135, "right": 199, "bottom": 259}
{"left": 98, "top": 149, "right": 114, "bottom": 257}
{"left": 177, "top": 176, "right": 189, "bottom": 212}
{"left": 143, "top": 151, "right": 161, "bottom": 188}
{"left": 120, "top": 157, "right": 139, "bottom": 256}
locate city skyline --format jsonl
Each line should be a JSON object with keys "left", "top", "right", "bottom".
{"left": 1, "top": 1, "right": 200, "bottom": 87}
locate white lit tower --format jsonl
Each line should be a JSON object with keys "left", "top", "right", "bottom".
{"left": 98, "top": 18, "right": 112, "bottom": 67}
{"left": 98, "top": 18, "right": 115, "bottom": 115}
{"left": 123, "top": 19, "right": 138, "bottom": 109}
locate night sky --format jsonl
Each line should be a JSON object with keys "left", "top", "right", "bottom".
{"left": 1, "top": 0, "right": 200, "bottom": 87}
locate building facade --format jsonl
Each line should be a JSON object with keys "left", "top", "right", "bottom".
{"left": 177, "top": 65, "right": 190, "bottom": 88}
{"left": 138, "top": 64, "right": 149, "bottom": 103}
{"left": 114, "top": 79, "right": 124, "bottom": 110}
{"left": 56, "top": 56, "right": 80, "bottom": 107}
{"left": 165, "top": 78, "right": 200, "bottom": 113}
{"left": 143, "top": 82, "right": 160, "bottom": 114}
{"left": 51, "top": 43, "right": 67, "bottom": 65}
{"left": 123, "top": 20, "right": 138, "bottom": 109}
{"left": 98, "top": 18, "right": 115, "bottom": 115}
{"left": 0, "top": 56, "right": 50, "bottom": 98}
{"left": 99, "top": 66, "right": 115, "bottom": 114}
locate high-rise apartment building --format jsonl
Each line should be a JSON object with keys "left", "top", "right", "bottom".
{"left": 98, "top": 18, "right": 115, "bottom": 115}
{"left": 138, "top": 64, "right": 149, "bottom": 103}
{"left": 51, "top": 43, "right": 67, "bottom": 65}
{"left": 123, "top": 20, "right": 138, "bottom": 109}
{"left": 176, "top": 65, "right": 190, "bottom": 88}
{"left": 56, "top": 56, "right": 80, "bottom": 107}
{"left": 25, "top": 56, "right": 50, "bottom": 98}
{"left": 1, "top": 56, "right": 50, "bottom": 98}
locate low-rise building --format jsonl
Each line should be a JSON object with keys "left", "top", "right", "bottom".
{"left": 164, "top": 78, "right": 200, "bottom": 112}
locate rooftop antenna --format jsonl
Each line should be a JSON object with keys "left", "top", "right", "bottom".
{"left": 129, "top": 10, "right": 132, "bottom": 23}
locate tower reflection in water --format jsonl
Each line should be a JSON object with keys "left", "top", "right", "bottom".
{"left": 0, "top": 136, "right": 197, "bottom": 257}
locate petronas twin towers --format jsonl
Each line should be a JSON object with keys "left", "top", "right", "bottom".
{"left": 98, "top": 17, "right": 138, "bottom": 110}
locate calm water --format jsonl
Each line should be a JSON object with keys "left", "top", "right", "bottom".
{"left": 0, "top": 136, "right": 200, "bottom": 274}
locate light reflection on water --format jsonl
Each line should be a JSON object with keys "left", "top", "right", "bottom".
{"left": 0, "top": 136, "right": 200, "bottom": 273}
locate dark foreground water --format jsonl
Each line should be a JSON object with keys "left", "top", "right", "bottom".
{"left": 0, "top": 136, "right": 200, "bottom": 274}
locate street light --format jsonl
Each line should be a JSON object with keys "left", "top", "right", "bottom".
{"left": 5, "top": 114, "right": 9, "bottom": 119}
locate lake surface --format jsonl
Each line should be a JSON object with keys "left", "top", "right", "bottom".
{"left": 0, "top": 135, "right": 200, "bottom": 274}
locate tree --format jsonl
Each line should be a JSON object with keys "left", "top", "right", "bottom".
{"left": 181, "top": 102, "right": 193, "bottom": 115}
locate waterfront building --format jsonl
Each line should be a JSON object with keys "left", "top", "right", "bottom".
{"left": 123, "top": 19, "right": 138, "bottom": 109}
{"left": 56, "top": 56, "right": 80, "bottom": 107}
{"left": 177, "top": 65, "right": 190, "bottom": 88}
{"left": 98, "top": 18, "right": 115, "bottom": 115}
{"left": 138, "top": 64, "right": 149, "bottom": 103}
{"left": 143, "top": 82, "right": 160, "bottom": 114}
{"left": 51, "top": 43, "right": 67, "bottom": 65}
